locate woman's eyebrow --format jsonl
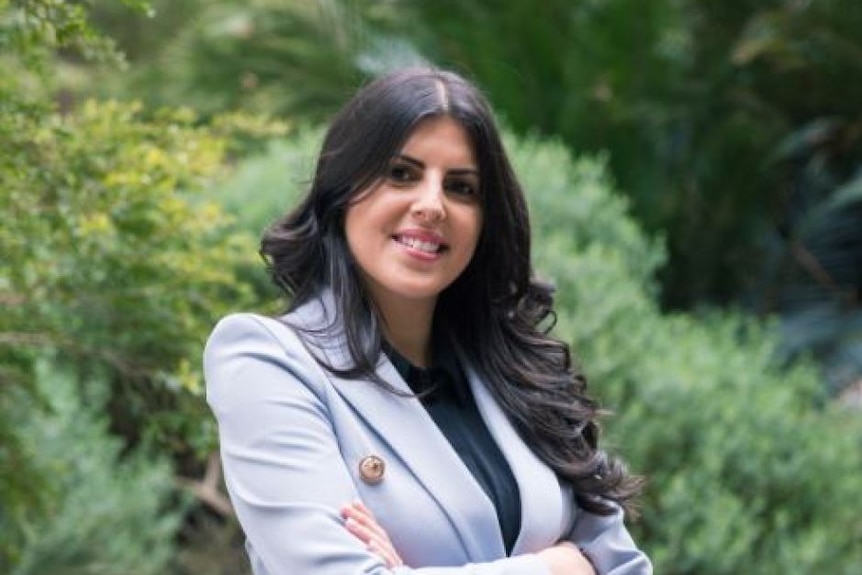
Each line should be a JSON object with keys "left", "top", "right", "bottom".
{"left": 395, "top": 153, "right": 479, "bottom": 176}
{"left": 393, "top": 154, "right": 424, "bottom": 168}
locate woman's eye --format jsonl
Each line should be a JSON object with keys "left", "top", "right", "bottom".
{"left": 387, "top": 164, "right": 414, "bottom": 183}
{"left": 446, "top": 179, "right": 478, "bottom": 197}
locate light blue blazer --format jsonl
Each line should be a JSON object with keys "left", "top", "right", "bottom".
{"left": 204, "top": 297, "right": 652, "bottom": 575}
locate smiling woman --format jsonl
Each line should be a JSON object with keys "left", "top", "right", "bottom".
{"left": 345, "top": 116, "right": 483, "bottom": 366}
{"left": 204, "top": 67, "right": 652, "bottom": 575}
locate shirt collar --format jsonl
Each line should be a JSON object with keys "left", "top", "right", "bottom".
{"left": 384, "top": 328, "right": 470, "bottom": 405}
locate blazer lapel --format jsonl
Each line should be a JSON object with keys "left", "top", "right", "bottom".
{"left": 461, "top": 360, "right": 566, "bottom": 555}
{"left": 286, "top": 295, "right": 503, "bottom": 562}
{"left": 328, "top": 361, "right": 505, "bottom": 561}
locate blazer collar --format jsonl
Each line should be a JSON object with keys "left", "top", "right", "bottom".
{"left": 285, "top": 292, "right": 564, "bottom": 559}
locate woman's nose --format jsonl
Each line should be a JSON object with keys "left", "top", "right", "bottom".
{"left": 410, "top": 177, "right": 446, "bottom": 222}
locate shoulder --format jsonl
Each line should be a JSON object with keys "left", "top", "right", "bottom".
{"left": 203, "top": 294, "right": 355, "bottom": 392}
{"left": 207, "top": 311, "right": 298, "bottom": 342}
{"left": 204, "top": 296, "right": 335, "bottom": 363}
{"left": 203, "top": 311, "right": 332, "bottom": 412}
{"left": 204, "top": 312, "right": 306, "bottom": 366}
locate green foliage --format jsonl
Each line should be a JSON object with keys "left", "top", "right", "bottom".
{"left": 211, "top": 126, "right": 323, "bottom": 236}
{"left": 0, "top": 3, "right": 289, "bottom": 569}
{"left": 0, "top": 96, "right": 267, "bottom": 567}
{"left": 5, "top": 361, "right": 180, "bottom": 575}
{"left": 2, "top": 0, "right": 119, "bottom": 64}
{"left": 204, "top": 127, "right": 327, "bottom": 310}
{"left": 2, "top": 98, "right": 255, "bottom": 386}
{"left": 620, "top": 315, "right": 861, "bottom": 574}
{"left": 506, "top": 135, "right": 665, "bottom": 295}
{"left": 78, "top": 0, "right": 425, "bottom": 121}
{"left": 0, "top": 0, "right": 152, "bottom": 85}
{"left": 97, "top": 0, "right": 379, "bottom": 119}
{"left": 757, "top": 118, "right": 862, "bottom": 393}
{"left": 517, "top": 137, "right": 862, "bottom": 574}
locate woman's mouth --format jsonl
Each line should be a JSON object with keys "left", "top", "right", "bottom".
{"left": 393, "top": 233, "right": 448, "bottom": 254}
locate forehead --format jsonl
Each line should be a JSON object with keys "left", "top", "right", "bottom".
{"left": 398, "top": 116, "right": 477, "bottom": 167}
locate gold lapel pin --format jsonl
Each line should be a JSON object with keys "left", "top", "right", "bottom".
{"left": 358, "top": 455, "right": 386, "bottom": 484}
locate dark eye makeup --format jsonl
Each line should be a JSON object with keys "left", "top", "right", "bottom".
{"left": 385, "top": 156, "right": 480, "bottom": 199}
{"left": 387, "top": 163, "right": 416, "bottom": 183}
{"left": 444, "top": 178, "right": 478, "bottom": 198}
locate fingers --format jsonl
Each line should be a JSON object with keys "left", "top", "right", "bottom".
{"left": 343, "top": 500, "right": 389, "bottom": 541}
{"left": 341, "top": 500, "right": 404, "bottom": 568}
{"left": 537, "top": 542, "right": 596, "bottom": 575}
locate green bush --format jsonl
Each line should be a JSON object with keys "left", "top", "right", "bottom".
{"left": 0, "top": 78, "right": 284, "bottom": 571}
{"left": 0, "top": 97, "right": 262, "bottom": 448}
{"left": 213, "top": 129, "right": 862, "bottom": 573}
{"left": 620, "top": 315, "right": 862, "bottom": 574}
{"left": 0, "top": 96, "right": 268, "bottom": 567}
{"left": 515, "top": 136, "right": 862, "bottom": 574}
{"left": 210, "top": 127, "right": 324, "bottom": 240}
{"left": 6, "top": 361, "right": 180, "bottom": 575}
{"left": 0, "top": 2, "right": 280, "bottom": 570}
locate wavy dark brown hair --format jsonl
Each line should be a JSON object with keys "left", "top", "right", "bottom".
{"left": 261, "top": 66, "right": 643, "bottom": 516}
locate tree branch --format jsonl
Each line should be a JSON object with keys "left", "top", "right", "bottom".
{"left": 175, "top": 452, "right": 234, "bottom": 518}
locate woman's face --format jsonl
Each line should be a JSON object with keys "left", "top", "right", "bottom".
{"left": 345, "top": 116, "right": 483, "bottom": 314}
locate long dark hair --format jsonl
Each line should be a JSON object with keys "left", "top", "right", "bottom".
{"left": 261, "top": 67, "right": 643, "bottom": 516}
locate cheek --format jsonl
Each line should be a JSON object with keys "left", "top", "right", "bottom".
{"left": 343, "top": 200, "right": 393, "bottom": 280}
{"left": 344, "top": 201, "right": 371, "bottom": 244}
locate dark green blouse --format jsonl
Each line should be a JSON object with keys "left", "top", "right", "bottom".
{"left": 385, "top": 336, "right": 522, "bottom": 554}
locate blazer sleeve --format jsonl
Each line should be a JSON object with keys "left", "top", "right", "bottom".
{"left": 566, "top": 504, "right": 652, "bottom": 575}
{"left": 204, "top": 313, "right": 552, "bottom": 575}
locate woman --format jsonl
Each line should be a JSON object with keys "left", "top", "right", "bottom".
{"left": 204, "top": 67, "right": 652, "bottom": 574}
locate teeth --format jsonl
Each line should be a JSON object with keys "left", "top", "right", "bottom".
{"left": 398, "top": 236, "right": 441, "bottom": 253}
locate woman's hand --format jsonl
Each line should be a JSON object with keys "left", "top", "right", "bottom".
{"left": 341, "top": 500, "right": 404, "bottom": 568}
{"left": 342, "top": 500, "right": 593, "bottom": 575}
{"left": 537, "top": 541, "right": 596, "bottom": 575}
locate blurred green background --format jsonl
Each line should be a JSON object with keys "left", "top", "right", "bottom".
{"left": 2, "top": 1, "right": 861, "bottom": 573}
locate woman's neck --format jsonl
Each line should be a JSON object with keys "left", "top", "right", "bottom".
{"left": 376, "top": 298, "right": 435, "bottom": 368}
